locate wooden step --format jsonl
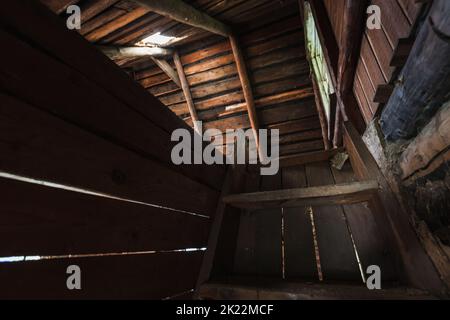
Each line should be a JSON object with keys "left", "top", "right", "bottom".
{"left": 222, "top": 180, "right": 379, "bottom": 209}
{"left": 278, "top": 148, "right": 343, "bottom": 168}
{"left": 198, "top": 279, "right": 435, "bottom": 300}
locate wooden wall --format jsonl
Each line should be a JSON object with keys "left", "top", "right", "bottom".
{"left": 0, "top": 1, "right": 225, "bottom": 299}
{"left": 323, "top": 0, "right": 424, "bottom": 124}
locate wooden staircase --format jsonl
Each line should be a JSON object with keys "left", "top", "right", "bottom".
{"left": 194, "top": 122, "right": 444, "bottom": 299}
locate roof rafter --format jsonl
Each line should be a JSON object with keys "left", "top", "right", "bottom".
{"left": 131, "top": 0, "right": 232, "bottom": 37}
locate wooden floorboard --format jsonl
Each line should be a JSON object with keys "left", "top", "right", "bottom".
{"left": 305, "top": 162, "right": 362, "bottom": 281}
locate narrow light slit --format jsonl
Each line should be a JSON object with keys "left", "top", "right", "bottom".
{"left": 307, "top": 205, "right": 323, "bottom": 281}
{"left": 342, "top": 210, "right": 366, "bottom": 283}
{"left": 0, "top": 248, "right": 206, "bottom": 264}
{"left": 0, "top": 171, "right": 209, "bottom": 219}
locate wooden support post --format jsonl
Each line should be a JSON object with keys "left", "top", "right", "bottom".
{"left": 97, "top": 45, "right": 172, "bottom": 59}
{"left": 173, "top": 51, "right": 200, "bottom": 133}
{"left": 333, "top": 105, "right": 342, "bottom": 148}
{"left": 229, "top": 35, "right": 260, "bottom": 155}
{"left": 311, "top": 73, "right": 330, "bottom": 150}
{"left": 131, "top": 0, "right": 232, "bottom": 37}
{"left": 150, "top": 57, "right": 181, "bottom": 87}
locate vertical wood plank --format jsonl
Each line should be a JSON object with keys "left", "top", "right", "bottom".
{"left": 255, "top": 172, "right": 283, "bottom": 277}
{"left": 282, "top": 166, "right": 318, "bottom": 279}
{"left": 233, "top": 172, "right": 260, "bottom": 275}
{"left": 305, "top": 162, "right": 361, "bottom": 281}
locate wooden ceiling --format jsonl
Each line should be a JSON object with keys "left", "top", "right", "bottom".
{"left": 40, "top": 0, "right": 325, "bottom": 157}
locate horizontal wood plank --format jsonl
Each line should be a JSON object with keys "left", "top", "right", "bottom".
{"left": 223, "top": 181, "right": 379, "bottom": 209}
{"left": 0, "top": 252, "right": 203, "bottom": 299}
{"left": 0, "top": 93, "right": 218, "bottom": 216}
{"left": 0, "top": 178, "right": 210, "bottom": 256}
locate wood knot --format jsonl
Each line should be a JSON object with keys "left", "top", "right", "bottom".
{"left": 111, "top": 169, "right": 127, "bottom": 185}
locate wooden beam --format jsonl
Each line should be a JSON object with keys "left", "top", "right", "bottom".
{"left": 311, "top": 73, "right": 331, "bottom": 150}
{"left": 380, "top": 0, "right": 450, "bottom": 140}
{"left": 97, "top": 45, "right": 172, "bottom": 59}
{"left": 278, "top": 148, "right": 343, "bottom": 168}
{"left": 222, "top": 180, "right": 379, "bottom": 210}
{"left": 229, "top": 35, "right": 260, "bottom": 154}
{"left": 131, "top": 0, "right": 232, "bottom": 37}
{"left": 195, "top": 168, "right": 233, "bottom": 292}
{"left": 150, "top": 57, "right": 181, "bottom": 87}
{"left": 173, "top": 51, "right": 200, "bottom": 133}
{"left": 400, "top": 102, "right": 450, "bottom": 182}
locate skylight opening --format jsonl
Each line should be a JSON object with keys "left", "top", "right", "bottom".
{"left": 136, "top": 32, "right": 179, "bottom": 46}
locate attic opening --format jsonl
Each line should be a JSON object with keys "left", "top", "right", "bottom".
{"left": 136, "top": 32, "right": 180, "bottom": 47}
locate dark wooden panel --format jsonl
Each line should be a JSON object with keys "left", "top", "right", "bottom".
{"left": 0, "top": 252, "right": 202, "bottom": 299}
{"left": 282, "top": 166, "right": 317, "bottom": 279}
{"left": 0, "top": 1, "right": 225, "bottom": 190}
{"left": 305, "top": 162, "right": 361, "bottom": 281}
{"left": 233, "top": 172, "right": 260, "bottom": 275}
{"left": 255, "top": 173, "right": 283, "bottom": 277}
{"left": 0, "top": 93, "right": 218, "bottom": 216}
{"left": 0, "top": 178, "right": 210, "bottom": 256}
{"left": 331, "top": 163, "right": 396, "bottom": 281}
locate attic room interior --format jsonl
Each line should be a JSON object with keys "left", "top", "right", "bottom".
{"left": 0, "top": 0, "right": 449, "bottom": 301}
